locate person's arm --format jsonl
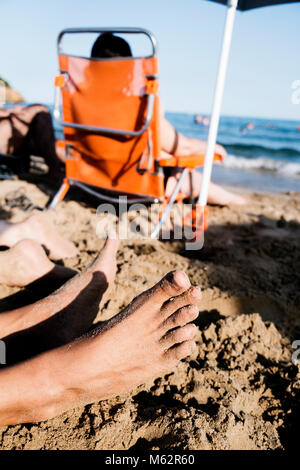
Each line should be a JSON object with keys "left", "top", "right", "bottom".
{"left": 160, "top": 113, "right": 227, "bottom": 160}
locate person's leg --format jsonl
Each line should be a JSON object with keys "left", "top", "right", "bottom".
{"left": 0, "top": 239, "right": 76, "bottom": 287}
{"left": 1, "top": 105, "right": 44, "bottom": 156}
{"left": 0, "top": 235, "right": 118, "bottom": 341}
{"left": 5, "top": 105, "right": 63, "bottom": 181}
{"left": 160, "top": 116, "right": 245, "bottom": 206}
{"left": 0, "top": 212, "right": 78, "bottom": 260}
{"left": 165, "top": 169, "right": 246, "bottom": 206}
{"left": 0, "top": 270, "right": 200, "bottom": 425}
{"left": 196, "top": 174, "right": 245, "bottom": 206}
{"left": 11, "top": 104, "right": 50, "bottom": 125}
{"left": 17, "top": 105, "right": 64, "bottom": 179}
{"left": 0, "top": 118, "right": 13, "bottom": 154}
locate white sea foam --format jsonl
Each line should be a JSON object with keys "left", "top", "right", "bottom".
{"left": 223, "top": 154, "right": 300, "bottom": 179}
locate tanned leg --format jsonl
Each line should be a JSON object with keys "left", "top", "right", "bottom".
{"left": 0, "top": 270, "right": 200, "bottom": 425}
{"left": 0, "top": 235, "right": 118, "bottom": 343}
{"left": 165, "top": 169, "right": 246, "bottom": 206}
{"left": 18, "top": 105, "right": 63, "bottom": 180}
{"left": 1, "top": 105, "right": 63, "bottom": 182}
{"left": 160, "top": 114, "right": 245, "bottom": 206}
{"left": 0, "top": 119, "right": 13, "bottom": 154}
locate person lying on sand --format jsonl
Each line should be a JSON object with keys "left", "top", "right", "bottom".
{"left": 91, "top": 33, "right": 245, "bottom": 207}
{"left": 0, "top": 104, "right": 64, "bottom": 184}
{"left": 0, "top": 234, "right": 200, "bottom": 426}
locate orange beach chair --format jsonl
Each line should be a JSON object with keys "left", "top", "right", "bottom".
{"left": 50, "top": 28, "right": 223, "bottom": 239}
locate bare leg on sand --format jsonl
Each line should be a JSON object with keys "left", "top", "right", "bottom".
{"left": 160, "top": 115, "right": 246, "bottom": 206}
{"left": 0, "top": 213, "right": 78, "bottom": 260}
{"left": 165, "top": 168, "right": 246, "bottom": 206}
{"left": 0, "top": 239, "right": 76, "bottom": 287}
{"left": 0, "top": 235, "right": 118, "bottom": 340}
{"left": 0, "top": 269, "right": 200, "bottom": 425}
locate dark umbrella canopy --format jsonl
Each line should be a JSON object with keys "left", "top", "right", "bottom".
{"left": 209, "top": 0, "right": 300, "bottom": 11}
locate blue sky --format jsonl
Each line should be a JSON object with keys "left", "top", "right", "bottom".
{"left": 1, "top": 0, "right": 300, "bottom": 120}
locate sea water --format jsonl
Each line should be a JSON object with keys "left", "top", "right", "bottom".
{"left": 166, "top": 113, "right": 300, "bottom": 193}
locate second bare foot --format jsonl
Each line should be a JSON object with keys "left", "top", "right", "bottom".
{"left": 0, "top": 239, "right": 76, "bottom": 287}
{"left": 0, "top": 213, "right": 78, "bottom": 260}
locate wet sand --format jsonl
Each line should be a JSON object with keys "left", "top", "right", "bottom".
{"left": 0, "top": 179, "right": 299, "bottom": 450}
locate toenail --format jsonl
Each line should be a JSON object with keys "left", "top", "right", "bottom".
{"left": 181, "top": 323, "right": 197, "bottom": 339}
{"left": 189, "top": 286, "right": 201, "bottom": 300}
{"left": 188, "top": 305, "right": 199, "bottom": 316}
{"left": 189, "top": 323, "right": 198, "bottom": 334}
{"left": 171, "top": 271, "right": 190, "bottom": 290}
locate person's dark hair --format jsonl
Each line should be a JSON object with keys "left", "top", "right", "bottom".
{"left": 91, "top": 33, "right": 132, "bottom": 59}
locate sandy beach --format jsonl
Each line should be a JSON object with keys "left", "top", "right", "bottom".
{"left": 0, "top": 179, "right": 299, "bottom": 450}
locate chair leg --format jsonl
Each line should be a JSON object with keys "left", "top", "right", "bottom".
{"left": 151, "top": 168, "right": 188, "bottom": 239}
{"left": 47, "top": 179, "right": 70, "bottom": 210}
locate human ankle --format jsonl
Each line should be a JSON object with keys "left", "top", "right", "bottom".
{"left": 0, "top": 350, "right": 67, "bottom": 425}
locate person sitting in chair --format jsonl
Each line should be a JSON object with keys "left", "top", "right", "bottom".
{"left": 91, "top": 33, "right": 245, "bottom": 206}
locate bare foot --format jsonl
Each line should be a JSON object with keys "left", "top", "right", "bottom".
{"left": 0, "top": 213, "right": 78, "bottom": 260}
{"left": 0, "top": 234, "right": 119, "bottom": 341}
{"left": 0, "top": 239, "right": 76, "bottom": 288}
{"left": 47, "top": 232, "right": 119, "bottom": 315}
{"left": 0, "top": 270, "right": 201, "bottom": 425}
{"left": 45, "top": 270, "right": 201, "bottom": 418}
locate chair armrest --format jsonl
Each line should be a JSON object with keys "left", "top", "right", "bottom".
{"left": 157, "top": 153, "right": 223, "bottom": 169}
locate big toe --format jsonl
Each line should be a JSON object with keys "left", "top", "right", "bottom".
{"left": 101, "top": 232, "right": 119, "bottom": 256}
{"left": 151, "top": 270, "right": 191, "bottom": 306}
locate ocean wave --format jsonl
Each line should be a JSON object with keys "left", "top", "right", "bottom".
{"left": 223, "top": 154, "right": 300, "bottom": 179}
{"left": 223, "top": 143, "right": 300, "bottom": 160}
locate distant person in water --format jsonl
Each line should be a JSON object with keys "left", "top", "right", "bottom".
{"left": 194, "top": 114, "right": 210, "bottom": 127}
{"left": 194, "top": 114, "right": 202, "bottom": 125}
{"left": 91, "top": 33, "right": 245, "bottom": 206}
{"left": 0, "top": 104, "right": 64, "bottom": 184}
{"left": 202, "top": 116, "right": 210, "bottom": 127}
{"left": 240, "top": 122, "right": 255, "bottom": 134}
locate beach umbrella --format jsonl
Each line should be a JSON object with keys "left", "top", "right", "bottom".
{"left": 198, "top": 0, "right": 300, "bottom": 206}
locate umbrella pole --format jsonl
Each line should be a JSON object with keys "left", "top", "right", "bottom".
{"left": 197, "top": 0, "right": 238, "bottom": 206}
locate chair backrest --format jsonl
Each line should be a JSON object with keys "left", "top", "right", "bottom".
{"left": 57, "top": 29, "right": 164, "bottom": 199}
